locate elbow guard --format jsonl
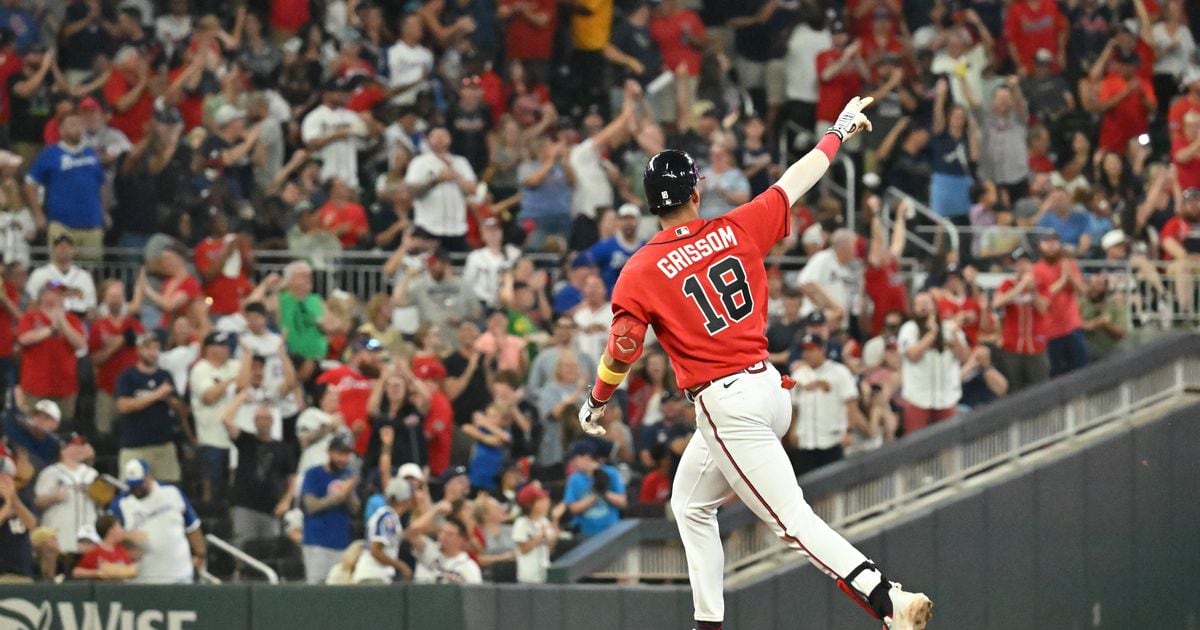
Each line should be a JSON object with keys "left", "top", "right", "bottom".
{"left": 606, "top": 315, "right": 648, "bottom": 365}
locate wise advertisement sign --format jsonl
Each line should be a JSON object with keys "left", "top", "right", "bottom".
{"left": 0, "top": 585, "right": 247, "bottom": 630}
{"left": 0, "top": 598, "right": 196, "bottom": 630}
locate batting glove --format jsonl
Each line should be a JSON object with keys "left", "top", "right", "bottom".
{"left": 578, "top": 394, "right": 607, "bottom": 437}
{"left": 825, "top": 96, "right": 875, "bottom": 141}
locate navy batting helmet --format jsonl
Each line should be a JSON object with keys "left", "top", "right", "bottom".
{"left": 643, "top": 150, "right": 699, "bottom": 214}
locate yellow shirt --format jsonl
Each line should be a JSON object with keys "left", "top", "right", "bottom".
{"left": 572, "top": 0, "right": 613, "bottom": 52}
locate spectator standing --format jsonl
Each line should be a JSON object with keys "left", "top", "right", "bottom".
{"left": 1033, "top": 235, "right": 1088, "bottom": 376}
{"left": 352, "top": 477, "right": 414, "bottom": 584}
{"left": 977, "top": 78, "right": 1030, "bottom": 201}
{"left": 1004, "top": 0, "right": 1067, "bottom": 76}
{"left": 407, "top": 513, "right": 483, "bottom": 584}
{"left": 7, "top": 44, "right": 62, "bottom": 166}
{"left": 569, "top": 95, "right": 635, "bottom": 232}
{"left": 1022, "top": 50, "right": 1075, "bottom": 126}
{"left": 897, "top": 292, "right": 970, "bottom": 434}
{"left": 300, "top": 435, "right": 359, "bottom": 584}
{"left": 933, "top": 267, "right": 983, "bottom": 347}
{"left": 386, "top": 15, "right": 434, "bottom": 107}
{"left": 1168, "top": 67, "right": 1200, "bottom": 146}
{"left": 527, "top": 316, "right": 596, "bottom": 395}
{"left": 992, "top": 249, "right": 1051, "bottom": 392}
{"left": 317, "top": 177, "right": 369, "bottom": 249}
{"left": 781, "top": 10, "right": 831, "bottom": 136}
{"left": 1079, "top": 275, "right": 1128, "bottom": 361}
{"left": 295, "top": 384, "right": 346, "bottom": 479}
{"left": 463, "top": 217, "right": 520, "bottom": 309}
{"left": 367, "top": 370, "right": 427, "bottom": 472}
{"left": 194, "top": 213, "right": 254, "bottom": 318}
{"left": 500, "top": 0, "right": 556, "bottom": 83}
{"left": 412, "top": 346, "right": 454, "bottom": 478}
{"left": 222, "top": 399, "right": 296, "bottom": 548}
{"left": 586, "top": 204, "right": 644, "bottom": 292}
{"left": 864, "top": 199, "right": 909, "bottom": 336}
{"left": 26, "top": 112, "right": 105, "bottom": 253}
{"left": 449, "top": 75, "right": 492, "bottom": 175}
{"left": 0, "top": 260, "right": 19, "bottom": 414}
{"left": 1150, "top": 0, "right": 1194, "bottom": 120}
{"left": 929, "top": 79, "right": 981, "bottom": 221}
{"left": 1096, "top": 49, "right": 1156, "bottom": 155}
{"left": 697, "top": 144, "right": 751, "bottom": 220}
{"left": 787, "top": 334, "right": 866, "bottom": 476}
{"left": 302, "top": 79, "right": 364, "bottom": 187}
{"left": 1162, "top": 188, "right": 1200, "bottom": 312}
{"left": 111, "top": 459, "right": 206, "bottom": 584}
{"left": 277, "top": 261, "right": 328, "bottom": 364}
{"left": 0, "top": 455, "right": 36, "bottom": 582}
{"left": 1172, "top": 110, "right": 1200, "bottom": 191}
{"left": 26, "top": 233, "right": 97, "bottom": 316}
{"left": 89, "top": 280, "right": 144, "bottom": 438}
{"left": 567, "top": 0, "right": 613, "bottom": 115}
{"left": 815, "top": 22, "right": 867, "bottom": 138}
{"left": 33, "top": 432, "right": 97, "bottom": 554}
{"left": 516, "top": 136, "right": 574, "bottom": 250}
{"left": 395, "top": 250, "right": 479, "bottom": 339}
{"left": 139, "top": 248, "right": 202, "bottom": 329}
{"left": 201, "top": 105, "right": 262, "bottom": 205}
{"left": 562, "top": 441, "right": 625, "bottom": 537}
{"left": 317, "top": 336, "right": 385, "bottom": 456}
{"left": 115, "top": 333, "right": 185, "bottom": 483}
{"left": 405, "top": 127, "right": 477, "bottom": 253}
{"left": 512, "top": 483, "right": 556, "bottom": 583}
{"left": 17, "top": 282, "right": 86, "bottom": 425}
{"left": 442, "top": 321, "right": 490, "bottom": 453}
{"left": 71, "top": 514, "right": 138, "bottom": 581}
{"left": 958, "top": 346, "right": 1009, "bottom": 411}
{"left": 188, "top": 331, "right": 239, "bottom": 501}
{"left": 795, "top": 228, "right": 862, "bottom": 324}
{"left": 1034, "top": 188, "right": 1093, "bottom": 253}
{"left": 464, "top": 372, "right": 529, "bottom": 493}
{"left": 5, "top": 399, "right": 61, "bottom": 475}
{"left": 103, "top": 47, "right": 155, "bottom": 144}
{"left": 572, "top": 276, "right": 613, "bottom": 363}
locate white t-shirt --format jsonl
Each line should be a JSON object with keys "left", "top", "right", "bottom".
{"left": 26, "top": 263, "right": 97, "bottom": 314}
{"left": 413, "top": 540, "right": 482, "bottom": 584}
{"left": 0, "top": 209, "right": 35, "bottom": 267}
{"left": 233, "top": 385, "right": 284, "bottom": 441}
{"left": 569, "top": 139, "right": 612, "bottom": 219}
{"left": 301, "top": 105, "right": 363, "bottom": 186}
{"left": 930, "top": 45, "right": 988, "bottom": 109}
{"left": 405, "top": 152, "right": 476, "bottom": 237}
{"left": 159, "top": 342, "right": 200, "bottom": 394}
{"left": 790, "top": 359, "right": 856, "bottom": 450}
{"left": 112, "top": 483, "right": 201, "bottom": 584}
{"left": 34, "top": 463, "right": 98, "bottom": 553}
{"left": 1151, "top": 23, "right": 1196, "bottom": 77}
{"left": 295, "top": 408, "right": 341, "bottom": 475}
{"left": 386, "top": 41, "right": 434, "bottom": 105}
{"left": 784, "top": 25, "right": 832, "bottom": 102}
{"left": 461, "top": 245, "right": 520, "bottom": 307}
{"left": 154, "top": 15, "right": 192, "bottom": 55}
{"left": 237, "top": 330, "right": 300, "bottom": 417}
{"left": 512, "top": 515, "right": 553, "bottom": 583}
{"left": 795, "top": 248, "right": 862, "bottom": 318}
{"left": 573, "top": 302, "right": 614, "bottom": 363}
{"left": 352, "top": 505, "right": 404, "bottom": 582}
{"left": 897, "top": 320, "right": 965, "bottom": 410}
{"left": 188, "top": 359, "right": 241, "bottom": 449}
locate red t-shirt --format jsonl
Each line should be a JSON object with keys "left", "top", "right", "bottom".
{"left": 158, "top": 275, "right": 202, "bottom": 328}
{"left": 612, "top": 186, "right": 789, "bottom": 389}
{"left": 649, "top": 10, "right": 706, "bottom": 76}
{"left": 1029, "top": 153, "right": 1055, "bottom": 174}
{"left": 18, "top": 310, "right": 84, "bottom": 397}
{"left": 317, "top": 201, "right": 368, "bottom": 248}
{"left": 864, "top": 260, "right": 909, "bottom": 336}
{"left": 997, "top": 278, "right": 1048, "bottom": 354}
{"left": 1031, "top": 260, "right": 1083, "bottom": 338}
{"left": 0, "top": 51, "right": 23, "bottom": 124}
{"left": 424, "top": 389, "right": 454, "bottom": 477}
{"left": 269, "top": 0, "right": 310, "bottom": 33}
{"left": 167, "top": 66, "right": 204, "bottom": 132}
{"left": 1172, "top": 135, "right": 1200, "bottom": 191}
{"left": 103, "top": 71, "right": 154, "bottom": 144}
{"left": 1160, "top": 216, "right": 1200, "bottom": 259}
{"left": 75, "top": 543, "right": 134, "bottom": 571}
{"left": 0, "top": 282, "right": 18, "bottom": 358}
{"left": 1097, "top": 74, "right": 1156, "bottom": 153}
{"left": 88, "top": 316, "right": 144, "bottom": 394}
{"left": 1004, "top": 0, "right": 1067, "bottom": 73}
{"left": 639, "top": 469, "right": 672, "bottom": 505}
{"left": 194, "top": 238, "right": 252, "bottom": 316}
{"left": 936, "top": 294, "right": 982, "bottom": 347}
{"left": 1168, "top": 95, "right": 1200, "bottom": 144}
{"left": 316, "top": 365, "right": 375, "bottom": 455}
{"left": 859, "top": 34, "right": 906, "bottom": 82}
{"left": 816, "top": 49, "right": 864, "bottom": 124}
{"left": 347, "top": 82, "right": 385, "bottom": 113}
{"left": 503, "top": 0, "right": 557, "bottom": 61}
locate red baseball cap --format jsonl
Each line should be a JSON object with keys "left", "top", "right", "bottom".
{"left": 79, "top": 96, "right": 101, "bottom": 111}
{"left": 517, "top": 483, "right": 549, "bottom": 510}
{"left": 411, "top": 356, "right": 447, "bottom": 381}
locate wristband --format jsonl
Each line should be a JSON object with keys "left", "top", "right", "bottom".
{"left": 816, "top": 134, "right": 842, "bottom": 162}
{"left": 597, "top": 361, "right": 628, "bottom": 386}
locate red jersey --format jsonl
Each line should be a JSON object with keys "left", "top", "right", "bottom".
{"left": 0, "top": 282, "right": 18, "bottom": 358}
{"left": 158, "top": 275, "right": 202, "bottom": 328}
{"left": 1172, "top": 135, "right": 1200, "bottom": 191}
{"left": 76, "top": 544, "right": 134, "bottom": 571}
{"left": 167, "top": 66, "right": 204, "bottom": 131}
{"left": 997, "top": 278, "right": 1048, "bottom": 354}
{"left": 816, "top": 49, "right": 864, "bottom": 124}
{"left": 1168, "top": 95, "right": 1200, "bottom": 144}
{"left": 639, "top": 469, "right": 672, "bottom": 505}
{"left": 611, "top": 186, "right": 789, "bottom": 389}
{"left": 935, "top": 294, "right": 982, "bottom": 347}
{"left": 1031, "top": 260, "right": 1083, "bottom": 338}
{"left": 194, "top": 238, "right": 252, "bottom": 316}
{"left": 649, "top": 10, "right": 706, "bottom": 76}
{"left": 1004, "top": 0, "right": 1066, "bottom": 72}
{"left": 1097, "top": 74, "right": 1156, "bottom": 153}
{"left": 316, "top": 364, "right": 375, "bottom": 455}
{"left": 88, "top": 315, "right": 144, "bottom": 394}
{"left": 317, "top": 201, "right": 368, "bottom": 248}
{"left": 269, "top": 0, "right": 310, "bottom": 33}
{"left": 503, "top": 0, "right": 557, "bottom": 61}
{"left": 103, "top": 70, "right": 154, "bottom": 144}
{"left": 0, "top": 51, "right": 23, "bottom": 124}
{"left": 18, "top": 310, "right": 84, "bottom": 397}
{"left": 1160, "top": 216, "right": 1200, "bottom": 259}
{"left": 864, "top": 260, "right": 908, "bottom": 336}
{"left": 424, "top": 389, "right": 454, "bottom": 476}
{"left": 1029, "top": 153, "right": 1055, "bottom": 174}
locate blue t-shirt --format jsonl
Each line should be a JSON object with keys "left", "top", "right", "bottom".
{"left": 114, "top": 366, "right": 179, "bottom": 448}
{"left": 468, "top": 426, "right": 506, "bottom": 492}
{"left": 301, "top": 465, "right": 353, "bottom": 550}
{"left": 1038, "top": 210, "right": 1092, "bottom": 248}
{"left": 4, "top": 414, "right": 59, "bottom": 470}
{"left": 587, "top": 237, "right": 643, "bottom": 292}
{"left": 517, "top": 161, "right": 571, "bottom": 220}
{"left": 929, "top": 133, "right": 971, "bottom": 176}
{"left": 0, "top": 8, "right": 37, "bottom": 52}
{"left": 563, "top": 465, "right": 625, "bottom": 537}
{"left": 27, "top": 144, "right": 105, "bottom": 228}
{"left": 553, "top": 283, "right": 584, "bottom": 316}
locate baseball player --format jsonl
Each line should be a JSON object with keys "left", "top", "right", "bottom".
{"left": 578, "top": 96, "right": 933, "bottom": 630}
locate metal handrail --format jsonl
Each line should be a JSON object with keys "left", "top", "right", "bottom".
{"left": 881, "top": 187, "right": 960, "bottom": 255}
{"left": 198, "top": 569, "right": 222, "bottom": 584}
{"left": 205, "top": 534, "right": 279, "bottom": 584}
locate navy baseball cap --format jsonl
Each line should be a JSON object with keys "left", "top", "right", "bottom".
{"left": 567, "top": 441, "right": 599, "bottom": 459}
{"left": 437, "top": 465, "right": 468, "bottom": 484}
{"left": 803, "top": 310, "right": 827, "bottom": 326}
{"left": 801, "top": 333, "right": 826, "bottom": 349}
{"left": 328, "top": 434, "right": 354, "bottom": 452}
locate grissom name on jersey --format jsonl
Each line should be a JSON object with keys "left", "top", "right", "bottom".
{"left": 655, "top": 226, "right": 739, "bottom": 279}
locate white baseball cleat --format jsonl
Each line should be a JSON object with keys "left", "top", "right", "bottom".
{"left": 883, "top": 584, "right": 933, "bottom": 630}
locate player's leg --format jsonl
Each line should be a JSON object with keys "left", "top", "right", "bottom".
{"left": 670, "top": 430, "right": 734, "bottom": 628}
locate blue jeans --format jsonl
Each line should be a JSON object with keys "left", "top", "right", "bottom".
{"left": 1047, "top": 329, "right": 1088, "bottom": 377}
{"left": 197, "top": 446, "right": 230, "bottom": 498}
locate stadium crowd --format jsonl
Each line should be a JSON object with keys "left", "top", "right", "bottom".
{"left": 0, "top": 0, "right": 1197, "bottom": 585}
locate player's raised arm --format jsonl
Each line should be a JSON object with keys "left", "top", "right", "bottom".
{"left": 577, "top": 315, "right": 649, "bottom": 437}
{"left": 773, "top": 96, "right": 875, "bottom": 206}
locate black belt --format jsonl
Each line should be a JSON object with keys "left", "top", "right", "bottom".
{"left": 685, "top": 360, "right": 769, "bottom": 400}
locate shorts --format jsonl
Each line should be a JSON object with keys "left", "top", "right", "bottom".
{"left": 119, "top": 443, "right": 182, "bottom": 484}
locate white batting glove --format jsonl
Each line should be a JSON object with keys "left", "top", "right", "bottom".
{"left": 578, "top": 395, "right": 607, "bottom": 437}
{"left": 825, "top": 96, "right": 875, "bottom": 141}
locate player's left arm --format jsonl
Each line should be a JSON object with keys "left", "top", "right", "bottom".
{"left": 578, "top": 314, "right": 648, "bottom": 437}
{"left": 773, "top": 96, "right": 875, "bottom": 207}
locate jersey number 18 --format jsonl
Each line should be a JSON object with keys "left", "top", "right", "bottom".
{"left": 681, "top": 256, "right": 754, "bottom": 335}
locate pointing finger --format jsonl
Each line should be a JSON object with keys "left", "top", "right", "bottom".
{"left": 858, "top": 96, "right": 875, "bottom": 111}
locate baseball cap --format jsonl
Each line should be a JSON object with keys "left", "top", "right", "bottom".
{"left": 567, "top": 440, "right": 598, "bottom": 460}
{"left": 79, "top": 96, "right": 101, "bottom": 111}
{"left": 328, "top": 433, "right": 354, "bottom": 452}
{"left": 437, "top": 465, "right": 468, "bottom": 484}
{"left": 571, "top": 251, "right": 597, "bottom": 269}
{"left": 412, "top": 356, "right": 448, "bottom": 381}
{"left": 123, "top": 458, "right": 150, "bottom": 488}
{"left": 943, "top": 263, "right": 963, "bottom": 279}
{"left": 77, "top": 523, "right": 101, "bottom": 545}
{"left": 829, "top": 19, "right": 847, "bottom": 34}
{"left": 1115, "top": 47, "right": 1140, "bottom": 65}
{"left": 800, "top": 333, "right": 826, "bottom": 349}
{"left": 244, "top": 301, "right": 268, "bottom": 316}
{"left": 52, "top": 232, "right": 75, "bottom": 246}
{"left": 203, "top": 331, "right": 233, "bottom": 347}
{"left": 1042, "top": 230, "right": 1061, "bottom": 241}
{"left": 384, "top": 477, "right": 413, "bottom": 502}
{"left": 34, "top": 399, "right": 62, "bottom": 423}
{"left": 213, "top": 104, "right": 245, "bottom": 127}
{"left": 1101, "top": 229, "right": 1127, "bottom": 250}
{"left": 397, "top": 462, "right": 425, "bottom": 483}
{"left": 353, "top": 336, "right": 384, "bottom": 353}
{"left": 323, "top": 77, "right": 350, "bottom": 92}
{"left": 481, "top": 216, "right": 501, "bottom": 229}
{"left": 282, "top": 37, "right": 302, "bottom": 55}
{"left": 61, "top": 431, "right": 88, "bottom": 447}
{"left": 1010, "top": 247, "right": 1032, "bottom": 262}
{"left": 154, "top": 106, "right": 183, "bottom": 125}
{"left": 517, "top": 483, "right": 549, "bottom": 510}
{"left": 802, "top": 310, "right": 827, "bottom": 326}
{"left": 136, "top": 331, "right": 161, "bottom": 347}
{"left": 617, "top": 203, "right": 641, "bottom": 218}
{"left": 1034, "top": 48, "right": 1053, "bottom": 64}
